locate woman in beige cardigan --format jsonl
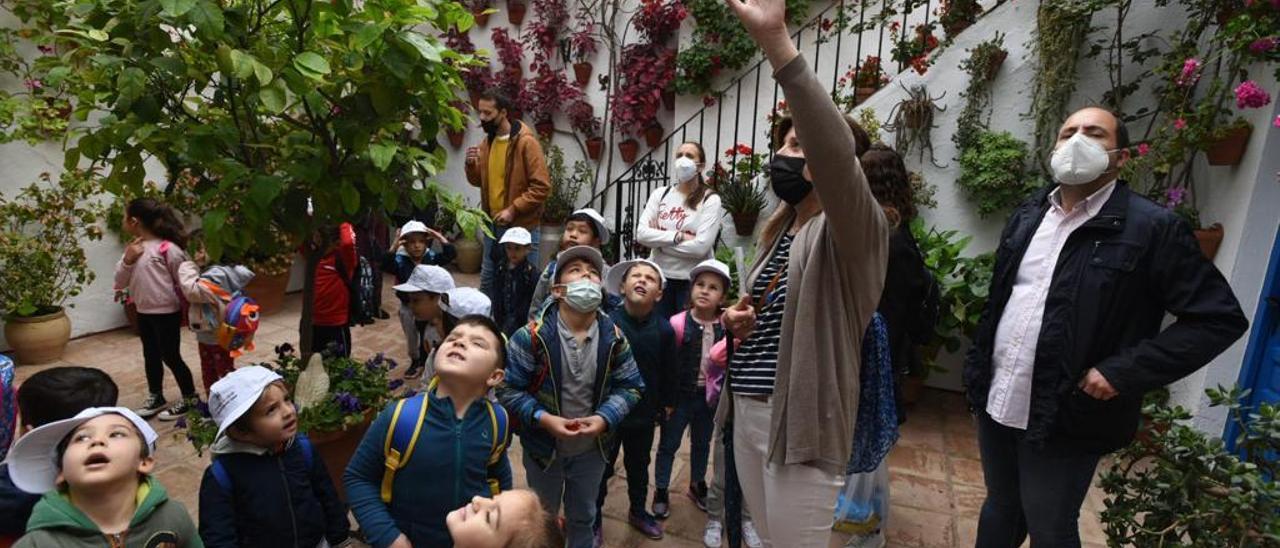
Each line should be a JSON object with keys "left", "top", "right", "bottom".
{"left": 718, "top": 0, "right": 890, "bottom": 544}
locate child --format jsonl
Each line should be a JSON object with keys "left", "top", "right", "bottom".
{"left": 526, "top": 208, "right": 610, "bottom": 320}
{"left": 446, "top": 490, "right": 563, "bottom": 548}
{"left": 390, "top": 264, "right": 457, "bottom": 378}
{"left": 177, "top": 234, "right": 256, "bottom": 393}
{"left": 653, "top": 259, "right": 729, "bottom": 520}
{"left": 345, "top": 315, "right": 515, "bottom": 548}
{"left": 313, "top": 222, "right": 358, "bottom": 357}
{"left": 114, "top": 197, "right": 200, "bottom": 420}
{"left": 496, "top": 245, "right": 644, "bottom": 548}
{"left": 421, "top": 287, "right": 493, "bottom": 383}
{"left": 7, "top": 407, "right": 200, "bottom": 547}
{"left": 384, "top": 220, "right": 457, "bottom": 375}
{"left": 199, "top": 366, "right": 350, "bottom": 548}
{"left": 489, "top": 227, "right": 539, "bottom": 337}
{"left": 0, "top": 367, "right": 119, "bottom": 543}
{"left": 596, "top": 258, "right": 676, "bottom": 541}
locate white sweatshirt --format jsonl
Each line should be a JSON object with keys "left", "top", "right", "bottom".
{"left": 634, "top": 184, "right": 724, "bottom": 280}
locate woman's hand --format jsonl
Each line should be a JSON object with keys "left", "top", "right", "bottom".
{"left": 723, "top": 0, "right": 798, "bottom": 69}
{"left": 722, "top": 295, "right": 757, "bottom": 340}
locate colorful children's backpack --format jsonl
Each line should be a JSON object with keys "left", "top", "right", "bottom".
{"left": 381, "top": 377, "right": 510, "bottom": 503}
{"left": 198, "top": 280, "right": 260, "bottom": 357}
{"left": 335, "top": 253, "right": 378, "bottom": 327}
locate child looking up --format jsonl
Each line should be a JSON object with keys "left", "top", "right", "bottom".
{"left": 7, "top": 407, "right": 200, "bottom": 547}
{"left": 527, "top": 208, "right": 610, "bottom": 320}
{"left": 447, "top": 490, "right": 563, "bottom": 548}
{"left": 198, "top": 366, "right": 350, "bottom": 548}
{"left": 489, "top": 227, "right": 539, "bottom": 337}
{"left": 114, "top": 197, "right": 199, "bottom": 420}
{"left": 390, "top": 264, "right": 457, "bottom": 379}
{"left": 384, "top": 220, "right": 457, "bottom": 375}
{"left": 345, "top": 315, "right": 515, "bottom": 548}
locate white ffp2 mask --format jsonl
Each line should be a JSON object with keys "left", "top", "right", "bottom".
{"left": 1050, "top": 132, "right": 1115, "bottom": 186}
{"left": 673, "top": 156, "right": 699, "bottom": 184}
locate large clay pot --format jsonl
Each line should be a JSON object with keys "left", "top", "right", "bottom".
{"left": 507, "top": 0, "right": 526, "bottom": 25}
{"left": 643, "top": 124, "right": 664, "bottom": 148}
{"left": 586, "top": 137, "right": 604, "bottom": 161}
{"left": 618, "top": 139, "right": 640, "bottom": 163}
{"left": 454, "top": 237, "right": 483, "bottom": 274}
{"left": 307, "top": 413, "right": 374, "bottom": 503}
{"left": 244, "top": 270, "right": 291, "bottom": 317}
{"left": 573, "top": 62, "right": 593, "bottom": 87}
{"left": 730, "top": 211, "right": 759, "bottom": 237}
{"left": 4, "top": 308, "right": 72, "bottom": 365}
{"left": 539, "top": 224, "right": 564, "bottom": 271}
{"left": 1195, "top": 223, "right": 1225, "bottom": 260}
{"left": 1205, "top": 125, "right": 1252, "bottom": 166}
{"left": 855, "top": 86, "right": 877, "bottom": 105}
{"left": 447, "top": 130, "right": 465, "bottom": 148}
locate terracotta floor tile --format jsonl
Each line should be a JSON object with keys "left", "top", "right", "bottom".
{"left": 951, "top": 483, "right": 986, "bottom": 519}
{"left": 890, "top": 473, "right": 953, "bottom": 513}
{"left": 897, "top": 418, "right": 946, "bottom": 452}
{"left": 943, "top": 429, "right": 982, "bottom": 460}
{"left": 884, "top": 505, "right": 955, "bottom": 547}
{"left": 949, "top": 456, "right": 986, "bottom": 487}
{"left": 886, "top": 445, "right": 950, "bottom": 482}
{"left": 955, "top": 516, "right": 979, "bottom": 547}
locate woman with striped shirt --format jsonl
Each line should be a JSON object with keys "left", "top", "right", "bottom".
{"left": 717, "top": 0, "right": 891, "bottom": 544}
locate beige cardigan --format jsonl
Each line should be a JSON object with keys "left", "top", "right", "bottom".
{"left": 717, "top": 54, "right": 889, "bottom": 475}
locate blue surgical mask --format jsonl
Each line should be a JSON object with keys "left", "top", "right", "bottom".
{"left": 559, "top": 279, "right": 603, "bottom": 313}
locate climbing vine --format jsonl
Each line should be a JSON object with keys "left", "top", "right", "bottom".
{"left": 952, "top": 33, "right": 1007, "bottom": 156}
{"left": 1027, "top": 0, "right": 1106, "bottom": 170}
{"left": 675, "top": 0, "right": 812, "bottom": 96}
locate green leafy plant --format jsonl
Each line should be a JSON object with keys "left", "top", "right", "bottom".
{"left": 909, "top": 218, "right": 994, "bottom": 378}
{"left": 714, "top": 144, "right": 768, "bottom": 218}
{"left": 179, "top": 344, "right": 401, "bottom": 455}
{"left": 0, "top": 171, "right": 105, "bottom": 318}
{"left": 855, "top": 107, "right": 883, "bottom": 143}
{"left": 676, "top": 0, "right": 810, "bottom": 96}
{"left": 908, "top": 170, "right": 938, "bottom": 212}
{"left": 0, "top": 2, "right": 83, "bottom": 144}
{"left": 953, "top": 33, "right": 1007, "bottom": 156}
{"left": 542, "top": 145, "right": 588, "bottom": 224}
{"left": 957, "top": 130, "right": 1037, "bottom": 218}
{"left": 1100, "top": 386, "right": 1280, "bottom": 546}
{"left": 834, "top": 56, "right": 890, "bottom": 112}
{"left": 890, "top": 22, "right": 940, "bottom": 75}
{"left": 1028, "top": 1, "right": 1097, "bottom": 168}
{"left": 937, "top": 0, "right": 982, "bottom": 37}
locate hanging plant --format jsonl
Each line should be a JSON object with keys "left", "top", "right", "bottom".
{"left": 525, "top": 0, "right": 569, "bottom": 55}
{"left": 953, "top": 33, "right": 1007, "bottom": 158}
{"left": 675, "top": 0, "right": 810, "bottom": 96}
{"left": 610, "top": 45, "right": 675, "bottom": 138}
{"left": 445, "top": 30, "right": 493, "bottom": 102}
{"left": 886, "top": 84, "right": 947, "bottom": 167}
{"left": 491, "top": 27, "right": 525, "bottom": 100}
{"left": 956, "top": 130, "right": 1037, "bottom": 218}
{"left": 520, "top": 60, "right": 581, "bottom": 134}
{"left": 937, "top": 0, "right": 982, "bottom": 38}
{"left": 634, "top": 0, "right": 688, "bottom": 43}
{"left": 1028, "top": 1, "right": 1096, "bottom": 167}
{"left": 569, "top": 24, "right": 599, "bottom": 87}
{"left": 834, "top": 55, "right": 890, "bottom": 112}
{"left": 566, "top": 99, "right": 603, "bottom": 159}
{"left": 891, "top": 22, "right": 941, "bottom": 75}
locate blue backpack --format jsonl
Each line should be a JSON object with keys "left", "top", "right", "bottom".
{"left": 209, "top": 434, "right": 313, "bottom": 492}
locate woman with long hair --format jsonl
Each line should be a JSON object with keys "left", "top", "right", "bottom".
{"left": 716, "top": 0, "right": 890, "bottom": 544}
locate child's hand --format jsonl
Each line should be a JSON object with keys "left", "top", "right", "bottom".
{"left": 538, "top": 413, "right": 580, "bottom": 440}
{"left": 574, "top": 415, "right": 608, "bottom": 437}
{"left": 426, "top": 227, "right": 450, "bottom": 245}
{"left": 193, "top": 250, "right": 208, "bottom": 267}
{"left": 123, "top": 237, "right": 145, "bottom": 265}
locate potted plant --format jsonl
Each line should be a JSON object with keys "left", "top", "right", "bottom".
{"left": 956, "top": 130, "right": 1037, "bottom": 218}
{"left": 470, "top": 0, "right": 493, "bottom": 25}
{"left": 492, "top": 28, "right": 525, "bottom": 83}
{"left": 891, "top": 23, "right": 940, "bottom": 75}
{"left": 180, "top": 345, "right": 400, "bottom": 499}
{"left": 566, "top": 99, "right": 603, "bottom": 160}
{"left": 433, "top": 190, "right": 493, "bottom": 274}
{"left": 644, "top": 122, "right": 665, "bottom": 148}
{"left": 633, "top": 0, "right": 688, "bottom": 44}
{"left": 1159, "top": 185, "right": 1226, "bottom": 260}
{"left": 610, "top": 45, "right": 675, "bottom": 159}
{"left": 507, "top": 0, "right": 527, "bottom": 25}
{"left": 938, "top": 0, "right": 982, "bottom": 37}
{"left": 835, "top": 55, "right": 889, "bottom": 111}
{"left": 541, "top": 145, "right": 588, "bottom": 262}
{"left": 1204, "top": 118, "right": 1253, "bottom": 165}
{"left": 886, "top": 84, "right": 948, "bottom": 166}
{"left": 0, "top": 171, "right": 105, "bottom": 365}
{"left": 716, "top": 145, "right": 768, "bottom": 237}
{"left": 570, "top": 24, "right": 599, "bottom": 87}
{"left": 520, "top": 62, "right": 581, "bottom": 138}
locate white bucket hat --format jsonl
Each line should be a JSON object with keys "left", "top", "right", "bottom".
{"left": 605, "top": 258, "right": 666, "bottom": 296}
{"left": 498, "top": 227, "right": 533, "bottom": 246}
{"left": 570, "top": 208, "right": 610, "bottom": 245}
{"left": 688, "top": 259, "right": 732, "bottom": 287}
{"left": 554, "top": 246, "right": 607, "bottom": 284}
{"left": 441, "top": 287, "right": 492, "bottom": 319}
{"left": 208, "top": 366, "right": 283, "bottom": 439}
{"left": 394, "top": 264, "right": 456, "bottom": 294}
{"left": 4, "top": 407, "right": 158, "bottom": 494}
{"left": 399, "top": 220, "right": 430, "bottom": 238}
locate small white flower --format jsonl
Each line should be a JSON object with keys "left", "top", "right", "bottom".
{"left": 353, "top": 0, "right": 366, "bottom": 11}
{"left": 306, "top": 197, "right": 314, "bottom": 216}
{"left": 158, "top": 23, "right": 182, "bottom": 43}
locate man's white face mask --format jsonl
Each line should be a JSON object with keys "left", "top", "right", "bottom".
{"left": 1050, "top": 132, "right": 1118, "bottom": 186}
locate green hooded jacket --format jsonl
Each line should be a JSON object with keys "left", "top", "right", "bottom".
{"left": 15, "top": 477, "right": 202, "bottom": 548}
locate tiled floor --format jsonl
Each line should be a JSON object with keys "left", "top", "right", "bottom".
{"left": 10, "top": 271, "right": 1108, "bottom": 547}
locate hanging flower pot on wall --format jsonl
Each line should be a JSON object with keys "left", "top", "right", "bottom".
{"left": 447, "top": 130, "right": 466, "bottom": 148}
{"left": 573, "top": 62, "right": 593, "bottom": 87}
{"left": 644, "top": 123, "right": 664, "bottom": 148}
{"left": 984, "top": 49, "right": 1008, "bottom": 81}
{"left": 619, "top": 139, "right": 640, "bottom": 163}
{"left": 474, "top": 10, "right": 490, "bottom": 26}
{"left": 855, "top": 86, "right": 877, "bottom": 105}
{"left": 1204, "top": 124, "right": 1252, "bottom": 166}
{"left": 730, "top": 212, "right": 759, "bottom": 237}
{"left": 587, "top": 137, "right": 604, "bottom": 160}
{"left": 508, "top": 0, "right": 526, "bottom": 25}
{"left": 1194, "top": 223, "right": 1225, "bottom": 260}
{"left": 535, "top": 120, "right": 554, "bottom": 138}
{"left": 663, "top": 89, "right": 676, "bottom": 111}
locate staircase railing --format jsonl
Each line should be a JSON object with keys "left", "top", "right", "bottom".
{"left": 591, "top": 0, "right": 999, "bottom": 261}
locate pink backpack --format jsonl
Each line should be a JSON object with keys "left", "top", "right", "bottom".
{"left": 670, "top": 312, "right": 730, "bottom": 408}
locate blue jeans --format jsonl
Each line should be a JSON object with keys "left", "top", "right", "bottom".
{"left": 523, "top": 450, "right": 606, "bottom": 548}
{"left": 975, "top": 412, "right": 1102, "bottom": 548}
{"left": 655, "top": 390, "right": 714, "bottom": 490}
{"left": 481, "top": 224, "right": 540, "bottom": 297}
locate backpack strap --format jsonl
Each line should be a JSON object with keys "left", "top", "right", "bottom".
{"left": 381, "top": 384, "right": 433, "bottom": 504}
{"left": 297, "top": 434, "right": 313, "bottom": 469}
{"left": 670, "top": 312, "right": 687, "bottom": 350}
{"left": 484, "top": 400, "right": 511, "bottom": 496}
{"left": 526, "top": 319, "right": 549, "bottom": 396}
{"left": 210, "top": 458, "right": 232, "bottom": 493}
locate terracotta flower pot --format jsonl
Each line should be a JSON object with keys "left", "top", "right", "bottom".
{"left": 507, "top": 0, "right": 526, "bottom": 25}
{"left": 244, "top": 270, "right": 291, "bottom": 317}
{"left": 1205, "top": 125, "right": 1252, "bottom": 166}
{"left": 535, "top": 120, "right": 554, "bottom": 138}
{"left": 643, "top": 124, "right": 664, "bottom": 148}
{"left": 855, "top": 86, "right": 877, "bottom": 105}
{"left": 573, "top": 62, "right": 593, "bottom": 87}
{"left": 1195, "top": 223, "right": 1225, "bottom": 260}
{"left": 663, "top": 89, "right": 676, "bottom": 111}
{"left": 985, "top": 50, "right": 1008, "bottom": 81}
{"left": 474, "top": 11, "right": 490, "bottom": 26}
{"left": 308, "top": 412, "right": 374, "bottom": 502}
{"left": 730, "top": 211, "right": 759, "bottom": 237}
{"left": 586, "top": 137, "right": 604, "bottom": 160}
{"left": 454, "top": 237, "right": 483, "bottom": 274}
{"left": 619, "top": 139, "right": 640, "bottom": 163}
{"left": 447, "top": 130, "right": 465, "bottom": 148}
{"left": 903, "top": 105, "right": 928, "bottom": 129}
{"left": 4, "top": 307, "right": 71, "bottom": 365}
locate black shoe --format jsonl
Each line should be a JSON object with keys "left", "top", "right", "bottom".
{"left": 688, "top": 481, "right": 708, "bottom": 512}
{"left": 158, "top": 398, "right": 193, "bottom": 422}
{"left": 135, "top": 394, "right": 167, "bottom": 419}
{"left": 652, "top": 488, "right": 671, "bottom": 519}
{"left": 377, "top": 309, "right": 391, "bottom": 320}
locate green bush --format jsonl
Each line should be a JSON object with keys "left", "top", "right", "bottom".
{"left": 957, "top": 130, "right": 1038, "bottom": 218}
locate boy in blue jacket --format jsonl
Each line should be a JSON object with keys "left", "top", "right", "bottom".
{"left": 383, "top": 220, "right": 457, "bottom": 377}
{"left": 345, "top": 315, "right": 515, "bottom": 548}
{"left": 497, "top": 245, "right": 645, "bottom": 548}
{"left": 199, "top": 366, "right": 350, "bottom": 548}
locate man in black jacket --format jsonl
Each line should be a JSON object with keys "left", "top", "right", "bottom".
{"left": 963, "top": 107, "right": 1248, "bottom": 548}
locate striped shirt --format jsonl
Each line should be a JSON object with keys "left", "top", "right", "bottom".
{"left": 728, "top": 234, "right": 794, "bottom": 395}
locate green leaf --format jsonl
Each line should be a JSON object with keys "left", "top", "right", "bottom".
{"left": 339, "top": 183, "right": 359, "bottom": 214}
{"left": 203, "top": 209, "right": 228, "bottom": 235}
{"left": 188, "top": 1, "right": 225, "bottom": 36}
{"left": 368, "top": 142, "right": 397, "bottom": 171}
{"left": 116, "top": 67, "right": 147, "bottom": 108}
{"left": 397, "top": 31, "right": 441, "bottom": 62}
{"left": 293, "top": 52, "right": 331, "bottom": 80}
{"left": 259, "top": 78, "right": 288, "bottom": 113}
{"left": 64, "top": 147, "right": 81, "bottom": 171}
{"left": 87, "top": 29, "right": 109, "bottom": 41}
{"left": 351, "top": 23, "right": 385, "bottom": 50}
{"left": 248, "top": 176, "right": 284, "bottom": 207}
{"left": 160, "top": 0, "right": 197, "bottom": 17}
{"left": 45, "top": 66, "right": 72, "bottom": 85}
{"left": 252, "top": 60, "right": 273, "bottom": 85}
{"left": 229, "top": 49, "right": 255, "bottom": 79}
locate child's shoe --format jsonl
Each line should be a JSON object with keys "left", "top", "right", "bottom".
{"left": 158, "top": 397, "right": 195, "bottom": 422}
{"left": 628, "top": 509, "right": 664, "bottom": 540}
{"left": 702, "top": 519, "right": 723, "bottom": 547}
{"left": 652, "top": 487, "right": 671, "bottom": 519}
{"left": 687, "top": 481, "right": 709, "bottom": 512}
{"left": 742, "top": 520, "right": 763, "bottom": 548}
{"left": 135, "top": 393, "right": 167, "bottom": 419}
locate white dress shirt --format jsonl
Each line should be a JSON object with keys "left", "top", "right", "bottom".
{"left": 986, "top": 181, "right": 1117, "bottom": 429}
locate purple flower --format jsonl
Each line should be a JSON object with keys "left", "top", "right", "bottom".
{"left": 1235, "top": 80, "right": 1272, "bottom": 109}
{"left": 343, "top": 366, "right": 356, "bottom": 379}
{"left": 388, "top": 379, "right": 405, "bottom": 391}
{"left": 23, "top": 79, "right": 42, "bottom": 91}
{"left": 1175, "top": 58, "right": 1201, "bottom": 87}
{"left": 1164, "top": 186, "right": 1187, "bottom": 209}
{"left": 36, "top": 45, "right": 53, "bottom": 55}
{"left": 334, "top": 392, "right": 362, "bottom": 412}
{"left": 1249, "top": 37, "right": 1278, "bottom": 54}
{"left": 175, "top": 416, "right": 188, "bottom": 429}
{"left": 195, "top": 401, "right": 211, "bottom": 417}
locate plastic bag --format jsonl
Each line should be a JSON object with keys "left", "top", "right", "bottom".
{"left": 0, "top": 355, "right": 15, "bottom": 462}
{"left": 832, "top": 459, "right": 890, "bottom": 536}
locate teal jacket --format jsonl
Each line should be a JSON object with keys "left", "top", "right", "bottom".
{"left": 16, "top": 477, "right": 202, "bottom": 548}
{"left": 496, "top": 304, "right": 644, "bottom": 469}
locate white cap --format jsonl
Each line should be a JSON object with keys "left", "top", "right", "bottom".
{"left": 498, "top": 227, "right": 533, "bottom": 246}
{"left": 5, "top": 407, "right": 158, "bottom": 494}
{"left": 555, "top": 245, "right": 607, "bottom": 283}
{"left": 605, "top": 259, "right": 666, "bottom": 296}
{"left": 441, "top": 287, "right": 492, "bottom": 319}
{"left": 394, "top": 264, "right": 456, "bottom": 294}
{"left": 570, "top": 208, "right": 610, "bottom": 245}
{"left": 688, "top": 259, "right": 731, "bottom": 287}
{"left": 399, "top": 220, "right": 430, "bottom": 237}
{"left": 209, "top": 366, "right": 283, "bottom": 439}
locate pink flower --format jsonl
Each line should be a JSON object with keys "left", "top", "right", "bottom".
{"left": 1164, "top": 186, "right": 1187, "bottom": 209}
{"left": 1235, "top": 80, "right": 1272, "bottom": 109}
{"left": 1273, "top": 114, "right": 1280, "bottom": 128}
{"left": 1176, "top": 58, "right": 1202, "bottom": 87}
{"left": 1174, "top": 118, "right": 1187, "bottom": 130}
{"left": 23, "top": 78, "right": 41, "bottom": 90}
{"left": 1137, "top": 143, "right": 1150, "bottom": 156}
{"left": 1249, "top": 37, "right": 1278, "bottom": 54}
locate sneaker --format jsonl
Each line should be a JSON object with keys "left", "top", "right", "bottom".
{"left": 157, "top": 399, "right": 193, "bottom": 422}
{"left": 742, "top": 520, "right": 763, "bottom": 548}
{"left": 687, "top": 481, "right": 708, "bottom": 512}
{"left": 135, "top": 394, "right": 167, "bottom": 419}
{"left": 652, "top": 488, "right": 671, "bottom": 519}
{"left": 628, "top": 509, "right": 664, "bottom": 540}
{"left": 703, "top": 520, "right": 723, "bottom": 547}
{"left": 403, "top": 363, "right": 425, "bottom": 379}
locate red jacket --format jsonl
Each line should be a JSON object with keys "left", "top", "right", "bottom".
{"left": 313, "top": 223, "right": 357, "bottom": 327}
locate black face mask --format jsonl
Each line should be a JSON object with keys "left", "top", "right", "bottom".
{"left": 769, "top": 155, "right": 812, "bottom": 206}
{"left": 481, "top": 117, "right": 501, "bottom": 138}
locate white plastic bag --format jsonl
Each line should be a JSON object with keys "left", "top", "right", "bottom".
{"left": 832, "top": 459, "right": 890, "bottom": 537}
